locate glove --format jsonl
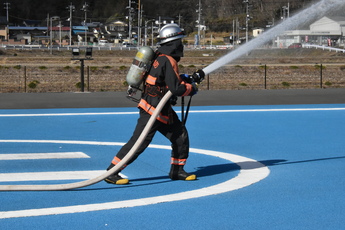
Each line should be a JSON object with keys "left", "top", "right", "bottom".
{"left": 191, "top": 69, "right": 205, "bottom": 84}
{"left": 189, "top": 82, "right": 198, "bottom": 96}
{"left": 127, "top": 85, "right": 137, "bottom": 96}
{"left": 180, "top": 74, "right": 193, "bottom": 84}
{"left": 170, "top": 95, "right": 178, "bottom": 105}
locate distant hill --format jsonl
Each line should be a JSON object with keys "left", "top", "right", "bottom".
{"left": 5, "top": 0, "right": 343, "bottom": 34}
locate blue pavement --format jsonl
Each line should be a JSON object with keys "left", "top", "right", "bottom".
{"left": 0, "top": 100, "right": 344, "bottom": 229}
{"left": 0, "top": 89, "right": 345, "bottom": 230}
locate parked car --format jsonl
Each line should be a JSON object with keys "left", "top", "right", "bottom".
{"left": 288, "top": 43, "right": 302, "bottom": 49}
{"left": 122, "top": 42, "right": 136, "bottom": 47}
{"left": 98, "top": 40, "right": 109, "bottom": 46}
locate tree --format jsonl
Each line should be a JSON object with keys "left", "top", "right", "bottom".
{"left": 4, "top": 0, "right": 330, "bottom": 34}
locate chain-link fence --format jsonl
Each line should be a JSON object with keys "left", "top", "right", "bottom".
{"left": 1, "top": 64, "right": 345, "bottom": 93}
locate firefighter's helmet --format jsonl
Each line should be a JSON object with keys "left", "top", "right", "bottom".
{"left": 158, "top": 24, "right": 186, "bottom": 45}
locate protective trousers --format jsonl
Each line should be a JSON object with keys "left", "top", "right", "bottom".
{"left": 112, "top": 108, "right": 189, "bottom": 168}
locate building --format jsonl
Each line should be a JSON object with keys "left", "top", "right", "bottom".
{"left": 0, "top": 19, "right": 129, "bottom": 45}
{"left": 6, "top": 26, "right": 47, "bottom": 45}
{"left": 276, "top": 16, "right": 345, "bottom": 48}
{"left": 3, "top": 26, "right": 70, "bottom": 46}
{"left": 253, "top": 28, "right": 264, "bottom": 38}
{"left": 0, "top": 16, "right": 8, "bottom": 41}
{"left": 102, "top": 20, "right": 127, "bottom": 43}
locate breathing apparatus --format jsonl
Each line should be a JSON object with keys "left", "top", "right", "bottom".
{"left": 125, "top": 23, "right": 205, "bottom": 108}
{"left": 126, "top": 46, "right": 155, "bottom": 89}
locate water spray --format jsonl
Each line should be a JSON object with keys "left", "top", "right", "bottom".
{"left": 202, "top": 0, "right": 345, "bottom": 75}
{"left": 0, "top": 0, "right": 344, "bottom": 191}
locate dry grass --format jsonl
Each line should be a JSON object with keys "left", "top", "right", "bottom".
{"left": 1, "top": 48, "right": 345, "bottom": 93}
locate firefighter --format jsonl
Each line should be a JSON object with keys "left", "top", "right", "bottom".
{"left": 105, "top": 24, "right": 204, "bottom": 185}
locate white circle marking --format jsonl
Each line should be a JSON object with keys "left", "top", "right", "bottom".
{"left": 0, "top": 140, "right": 270, "bottom": 219}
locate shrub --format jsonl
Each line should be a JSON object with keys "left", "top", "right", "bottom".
{"left": 90, "top": 66, "right": 98, "bottom": 71}
{"left": 282, "top": 81, "right": 290, "bottom": 87}
{"left": 75, "top": 82, "right": 85, "bottom": 89}
{"left": 314, "top": 64, "right": 325, "bottom": 69}
{"left": 28, "top": 80, "right": 40, "bottom": 89}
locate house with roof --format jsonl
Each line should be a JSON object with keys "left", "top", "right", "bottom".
{"left": 276, "top": 16, "right": 345, "bottom": 48}
{"left": 100, "top": 20, "right": 128, "bottom": 43}
{"left": 2, "top": 25, "right": 82, "bottom": 46}
{"left": 0, "top": 16, "right": 8, "bottom": 41}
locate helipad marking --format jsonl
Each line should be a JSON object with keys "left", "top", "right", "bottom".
{"left": 0, "top": 170, "right": 105, "bottom": 182}
{"left": 0, "top": 112, "right": 137, "bottom": 117}
{"left": 0, "top": 140, "right": 270, "bottom": 219}
{"left": 0, "top": 151, "right": 127, "bottom": 182}
{"left": 0, "top": 107, "right": 344, "bottom": 117}
{"left": 0, "top": 152, "right": 89, "bottom": 160}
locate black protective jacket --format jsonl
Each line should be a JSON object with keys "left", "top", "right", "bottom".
{"left": 138, "top": 40, "right": 194, "bottom": 124}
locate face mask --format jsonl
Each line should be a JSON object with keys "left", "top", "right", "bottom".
{"left": 158, "top": 39, "right": 184, "bottom": 59}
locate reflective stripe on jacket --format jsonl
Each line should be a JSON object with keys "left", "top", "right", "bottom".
{"left": 138, "top": 53, "right": 193, "bottom": 124}
{"left": 138, "top": 98, "right": 170, "bottom": 124}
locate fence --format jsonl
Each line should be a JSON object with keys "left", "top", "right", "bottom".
{"left": 1, "top": 64, "right": 345, "bottom": 93}
{"left": 303, "top": 44, "right": 345, "bottom": 53}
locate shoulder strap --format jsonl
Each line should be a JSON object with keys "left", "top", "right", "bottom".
{"left": 141, "top": 50, "right": 161, "bottom": 95}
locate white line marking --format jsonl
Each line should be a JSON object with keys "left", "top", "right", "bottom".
{"left": 0, "top": 140, "right": 270, "bottom": 219}
{"left": 0, "top": 112, "right": 137, "bottom": 117}
{"left": 0, "top": 107, "right": 344, "bottom": 117}
{"left": 0, "top": 152, "right": 90, "bottom": 160}
{"left": 0, "top": 171, "right": 106, "bottom": 182}
{"left": 189, "top": 108, "right": 345, "bottom": 113}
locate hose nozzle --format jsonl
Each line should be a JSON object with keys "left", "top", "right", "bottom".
{"left": 192, "top": 69, "right": 205, "bottom": 84}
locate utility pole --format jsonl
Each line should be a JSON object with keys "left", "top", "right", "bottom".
{"left": 282, "top": 2, "right": 290, "bottom": 21}
{"left": 178, "top": 14, "right": 182, "bottom": 26}
{"left": 232, "top": 19, "right": 235, "bottom": 46}
{"left": 158, "top": 16, "right": 162, "bottom": 31}
{"left": 144, "top": 19, "right": 153, "bottom": 46}
{"left": 137, "top": 1, "right": 142, "bottom": 47}
{"left": 196, "top": 0, "right": 202, "bottom": 46}
{"left": 81, "top": 2, "right": 89, "bottom": 45}
{"left": 3, "top": 2, "right": 10, "bottom": 23}
{"left": 67, "top": 3, "right": 75, "bottom": 46}
{"left": 127, "top": 0, "right": 134, "bottom": 44}
{"left": 3, "top": 2, "right": 10, "bottom": 41}
{"left": 236, "top": 17, "right": 239, "bottom": 45}
{"left": 59, "top": 20, "right": 62, "bottom": 45}
{"left": 151, "top": 21, "right": 154, "bottom": 47}
{"left": 243, "top": 0, "right": 250, "bottom": 43}
{"left": 50, "top": 16, "right": 60, "bottom": 54}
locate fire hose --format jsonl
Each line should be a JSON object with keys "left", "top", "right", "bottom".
{"left": 0, "top": 91, "right": 173, "bottom": 191}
